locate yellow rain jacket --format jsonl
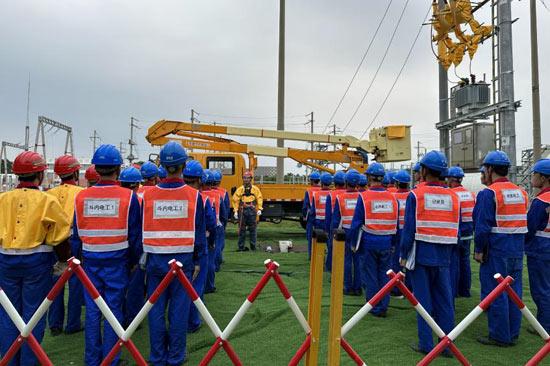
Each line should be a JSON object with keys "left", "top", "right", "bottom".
{"left": 47, "top": 183, "right": 84, "bottom": 225}
{"left": 233, "top": 184, "right": 263, "bottom": 211}
{"left": 0, "top": 188, "right": 71, "bottom": 250}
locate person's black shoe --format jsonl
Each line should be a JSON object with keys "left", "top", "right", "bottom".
{"left": 409, "top": 343, "right": 429, "bottom": 355}
{"left": 204, "top": 287, "right": 217, "bottom": 294}
{"left": 250, "top": 246, "right": 257, "bottom": 252}
{"left": 372, "top": 311, "right": 387, "bottom": 318}
{"left": 441, "top": 349, "right": 453, "bottom": 358}
{"left": 236, "top": 248, "right": 245, "bottom": 252}
{"left": 243, "top": 247, "right": 250, "bottom": 252}
{"left": 64, "top": 326, "right": 84, "bottom": 335}
{"left": 527, "top": 326, "right": 540, "bottom": 336}
{"left": 50, "top": 327, "right": 63, "bottom": 337}
{"left": 476, "top": 336, "right": 514, "bottom": 347}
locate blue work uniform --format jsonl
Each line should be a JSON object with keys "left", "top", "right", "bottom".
{"left": 310, "top": 189, "right": 332, "bottom": 270}
{"left": 349, "top": 186, "right": 397, "bottom": 315}
{"left": 400, "top": 182, "right": 459, "bottom": 352}
{"left": 215, "top": 188, "right": 230, "bottom": 271}
{"left": 0, "top": 184, "right": 71, "bottom": 366}
{"left": 332, "top": 191, "right": 362, "bottom": 294}
{"left": 142, "top": 178, "right": 206, "bottom": 366}
{"left": 473, "top": 178, "right": 527, "bottom": 344}
{"left": 205, "top": 190, "right": 227, "bottom": 294}
{"left": 73, "top": 181, "right": 142, "bottom": 366}
{"left": 188, "top": 196, "right": 216, "bottom": 332}
{"left": 302, "top": 187, "right": 320, "bottom": 259}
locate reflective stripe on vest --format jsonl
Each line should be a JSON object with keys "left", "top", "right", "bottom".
{"left": 312, "top": 190, "right": 331, "bottom": 220}
{"left": 307, "top": 186, "right": 321, "bottom": 205}
{"left": 0, "top": 244, "right": 53, "bottom": 256}
{"left": 142, "top": 185, "right": 198, "bottom": 254}
{"left": 535, "top": 191, "right": 550, "bottom": 238}
{"left": 393, "top": 191, "right": 409, "bottom": 229}
{"left": 413, "top": 185, "right": 460, "bottom": 244}
{"left": 75, "top": 185, "right": 132, "bottom": 252}
{"left": 488, "top": 181, "right": 528, "bottom": 234}
{"left": 202, "top": 189, "right": 222, "bottom": 226}
{"left": 337, "top": 191, "right": 359, "bottom": 229}
{"left": 360, "top": 190, "right": 397, "bottom": 235}
{"left": 452, "top": 186, "right": 476, "bottom": 223}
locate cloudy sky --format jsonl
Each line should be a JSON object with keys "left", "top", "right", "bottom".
{"left": 0, "top": 0, "right": 548, "bottom": 171}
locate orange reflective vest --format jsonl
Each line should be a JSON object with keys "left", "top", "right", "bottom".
{"left": 487, "top": 181, "right": 528, "bottom": 234}
{"left": 75, "top": 185, "right": 132, "bottom": 252}
{"left": 535, "top": 191, "right": 550, "bottom": 238}
{"left": 452, "top": 186, "right": 475, "bottom": 223}
{"left": 306, "top": 186, "right": 321, "bottom": 205}
{"left": 137, "top": 185, "right": 155, "bottom": 202}
{"left": 412, "top": 184, "right": 460, "bottom": 244}
{"left": 312, "top": 190, "right": 331, "bottom": 220}
{"left": 142, "top": 185, "right": 198, "bottom": 254}
{"left": 359, "top": 189, "right": 398, "bottom": 235}
{"left": 202, "top": 189, "right": 221, "bottom": 225}
{"left": 387, "top": 187, "right": 397, "bottom": 193}
{"left": 393, "top": 190, "right": 410, "bottom": 230}
{"left": 336, "top": 191, "right": 359, "bottom": 229}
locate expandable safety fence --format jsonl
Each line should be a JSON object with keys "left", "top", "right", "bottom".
{"left": 0, "top": 257, "right": 313, "bottom": 366}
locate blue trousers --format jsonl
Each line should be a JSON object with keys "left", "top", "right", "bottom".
{"left": 48, "top": 274, "right": 84, "bottom": 332}
{"left": 479, "top": 255, "right": 522, "bottom": 344}
{"left": 83, "top": 263, "right": 128, "bottom": 366}
{"left": 305, "top": 219, "right": 313, "bottom": 259}
{"left": 344, "top": 244, "right": 361, "bottom": 293}
{"left": 188, "top": 254, "right": 209, "bottom": 332}
{"left": 0, "top": 259, "right": 51, "bottom": 366}
{"left": 147, "top": 268, "right": 192, "bottom": 366}
{"left": 358, "top": 247, "right": 391, "bottom": 314}
{"left": 124, "top": 268, "right": 145, "bottom": 327}
{"left": 527, "top": 256, "right": 550, "bottom": 332}
{"left": 205, "top": 232, "right": 217, "bottom": 293}
{"left": 450, "top": 245, "right": 460, "bottom": 299}
{"left": 410, "top": 264, "right": 454, "bottom": 352}
{"left": 215, "top": 225, "right": 225, "bottom": 272}
{"left": 457, "top": 239, "right": 472, "bottom": 297}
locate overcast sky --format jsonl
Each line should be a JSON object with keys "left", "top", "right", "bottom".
{"left": 0, "top": 0, "right": 548, "bottom": 171}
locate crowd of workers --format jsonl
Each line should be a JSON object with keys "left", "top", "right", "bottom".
{"left": 0, "top": 141, "right": 549, "bottom": 365}
{"left": 303, "top": 150, "right": 550, "bottom": 355}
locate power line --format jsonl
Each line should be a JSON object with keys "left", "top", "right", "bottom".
{"left": 341, "top": 0, "right": 411, "bottom": 133}
{"left": 360, "top": 4, "right": 431, "bottom": 139}
{"left": 321, "top": 0, "right": 395, "bottom": 134}
{"left": 196, "top": 111, "right": 307, "bottom": 120}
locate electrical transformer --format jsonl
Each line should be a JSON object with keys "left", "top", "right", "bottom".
{"left": 451, "top": 122, "right": 495, "bottom": 171}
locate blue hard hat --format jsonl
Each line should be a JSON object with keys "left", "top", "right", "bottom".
{"left": 320, "top": 172, "right": 333, "bottom": 186}
{"left": 92, "top": 144, "right": 123, "bottom": 166}
{"left": 183, "top": 160, "right": 204, "bottom": 178}
{"left": 160, "top": 141, "right": 188, "bottom": 167}
{"left": 447, "top": 166, "right": 465, "bottom": 178}
{"left": 394, "top": 170, "right": 411, "bottom": 184}
{"left": 366, "top": 162, "right": 385, "bottom": 177}
{"left": 479, "top": 166, "right": 486, "bottom": 173}
{"left": 440, "top": 168, "right": 449, "bottom": 178}
{"left": 483, "top": 150, "right": 511, "bottom": 167}
{"left": 413, "top": 162, "right": 421, "bottom": 172}
{"left": 309, "top": 171, "right": 321, "bottom": 181}
{"left": 420, "top": 150, "right": 448, "bottom": 173}
{"left": 359, "top": 174, "right": 368, "bottom": 186}
{"left": 345, "top": 169, "right": 361, "bottom": 186}
{"left": 533, "top": 159, "right": 550, "bottom": 176}
{"left": 140, "top": 161, "right": 159, "bottom": 179}
{"left": 202, "top": 169, "right": 214, "bottom": 184}
{"left": 212, "top": 169, "right": 223, "bottom": 182}
{"left": 119, "top": 167, "right": 143, "bottom": 183}
{"left": 334, "top": 170, "right": 346, "bottom": 185}
{"left": 158, "top": 166, "right": 167, "bottom": 179}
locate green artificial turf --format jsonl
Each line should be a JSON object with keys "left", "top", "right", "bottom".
{"left": 39, "top": 222, "right": 549, "bottom": 365}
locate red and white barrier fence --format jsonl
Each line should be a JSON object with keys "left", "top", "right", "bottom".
{"left": 0, "top": 257, "right": 311, "bottom": 366}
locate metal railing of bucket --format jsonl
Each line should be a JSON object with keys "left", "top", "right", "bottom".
{"left": 0, "top": 257, "right": 312, "bottom": 366}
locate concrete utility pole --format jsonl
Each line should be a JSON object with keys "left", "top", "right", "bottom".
{"left": 438, "top": 0, "right": 450, "bottom": 161}
{"left": 276, "top": 0, "right": 286, "bottom": 184}
{"left": 497, "top": 0, "right": 518, "bottom": 180}
{"left": 25, "top": 74, "right": 31, "bottom": 151}
{"left": 305, "top": 112, "right": 314, "bottom": 151}
{"left": 128, "top": 117, "right": 139, "bottom": 164}
{"left": 90, "top": 130, "right": 100, "bottom": 155}
{"left": 530, "top": 0, "right": 542, "bottom": 162}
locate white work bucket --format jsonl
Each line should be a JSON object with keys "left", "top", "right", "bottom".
{"left": 279, "top": 240, "right": 292, "bottom": 253}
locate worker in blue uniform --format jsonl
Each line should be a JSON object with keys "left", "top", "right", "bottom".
{"left": 0, "top": 151, "right": 71, "bottom": 366}
{"left": 350, "top": 162, "right": 397, "bottom": 316}
{"left": 141, "top": 141, "right": 206, "bottom": 365}
{"left": 212, "top": 169, "right": 229, "bottom": 272}
{"left": 73, "top": 145, "right": 142, "bottom": 366}
{"left": 358, "top": 174, "right": 368, "bottom": 192}
{"left": 325, "top": 170, "right": 346, "bottom": 271}
{"left": 526, "top": 159, "right": 550, "bottom": 333}
{"left": 391, "top": 169, "right": 412, "bottom": 296}
{"left": 309, "top": 173, "right": 333, "bottom": 258}
{"left": 474, "top": 150, "right": 528, "bottom": 347}
{"left": 332, "top": 169, "right": 362, "bottom": 296}
{"left": 302, "top": 171, "right": 321, "bottom": 259}
{"left": 400, "top": 151, "right": 460, "bottom": 355}
{"left": 183, "top": 161, "right": 216, "bottom": 333}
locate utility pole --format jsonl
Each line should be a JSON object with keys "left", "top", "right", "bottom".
{"left": 128, "top": 117, "right": 139, "bottom": 164}
{"left": 530, "top": 0, "right": 542, "bottom": 162}
{"left": 498, "top": 0, "right": 518, "bottom": 181}
{"left": 304, "top": 112, "right": 314, "bottom": 151}
{"left": 90, "top": 130, "right": 100, "bottom": 155}
{"left": 190, "top": 109, "right": 197, "bottom": 152}
{"left": 332, "top": 124, "right": 338, "bottom": 171}
{"left": 438, "top": 0, "right": 450, "bottom": 161}
{"left": 276, "top": 0, "right": 286, "bottom": 184}
{"left": 119, "top": 142, "right": 127, "bottom": 157}
{"left": 25, "top": 74, "right": 31, "bottom": 151}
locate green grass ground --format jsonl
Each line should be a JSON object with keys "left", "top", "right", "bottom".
{"left": 40, "top": 222, "right": 549, "bottom": 365}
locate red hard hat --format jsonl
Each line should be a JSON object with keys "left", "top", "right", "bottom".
{"left": 12, "top": 151, "right": 47, "bottom": 175}
{"left": 243, "top": 170, "right": 253, "bottom": 178}
{"left": 54, "top": 155, "right": 81, "bottom": 176}
{"left": 85, "top": 165, "right": 101, "bottom": 182}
